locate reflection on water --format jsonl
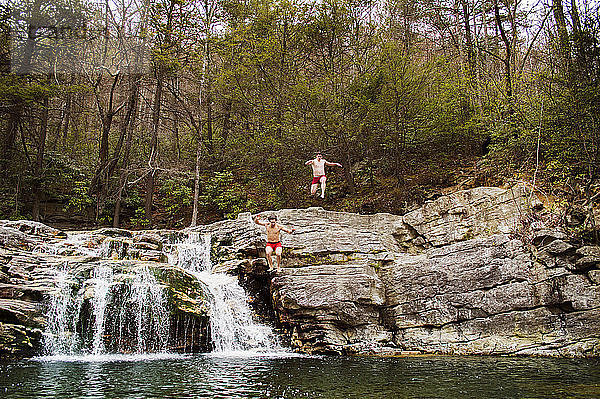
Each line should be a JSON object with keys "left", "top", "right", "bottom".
{"left": 1, "top": 355, "right": 599, "bottom": 398}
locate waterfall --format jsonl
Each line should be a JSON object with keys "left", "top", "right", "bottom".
{"left": 43, "top": 256, "right": 169, "bottom": 356}
{"left": 41, "top": 229, "right": 283, "bottom": 358}
{"left": 168, "top": 232, "right": 281, "bottom": 353}
{"left": 44, "top": 261, "right": 81, "bottom": 355}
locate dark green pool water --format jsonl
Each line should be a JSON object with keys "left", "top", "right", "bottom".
{"left": 1, "top": 354, "right": 599, "bottom": 398}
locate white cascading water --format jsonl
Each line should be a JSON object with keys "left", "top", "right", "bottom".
{"left": 42, "top": 236, "right": 170, "bottom": 357}
{"left": 89, "top": 265, "right": 112, "bottom": 354}
{"left": 167, "top": 232, "right": 281, "bottom": 353}
{"left": 41, "top": 229, "right": 283, "bottom": 358}
{"left": 44, "top": 261, "right": 82, "bottom": 355}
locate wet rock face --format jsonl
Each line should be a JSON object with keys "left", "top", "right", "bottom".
{"left": 1, "top": 184, "right": 599, "bottom": 358}
{"left": 0, "top": 322, "right": 42, "bottom": 357}
{"left": 402, "top": 186, "right": 532, "bottom": 247}
{"left": 271, "top": 264, "right": 390, "bottom": 354}
{"left": 265, "top": 186, "right": 599, "bottom": 357}
{"left": 381, "top": 236, "right": 600, "bottom": 356}
{"left": 0, "top": 239, "right": 209, "bottom": 357}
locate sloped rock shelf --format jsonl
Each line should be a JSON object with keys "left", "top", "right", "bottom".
{"left": 0, "top": 185, "right": 598, "bottom": 358}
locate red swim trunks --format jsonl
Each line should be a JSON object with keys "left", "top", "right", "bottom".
{"left": 311, "top": 175, "right": 326, "bottom": 185}
{"left": 266, "top": 241, "right": 282, "bottom": 251}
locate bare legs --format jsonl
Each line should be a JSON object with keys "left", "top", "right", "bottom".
{"left": 275, "top": 246, "right": 282, "bottom": 269}
{"left": 265, "top": 246, "right": 284, "bottom": 271}
{"left": 310, "top": 176, "right": 327, "bottom": 198}
{"left": 310, "top": 183, "right": 318, "bottom": 195}
{"left": 265, "top": 246, "right": 274, "bottom": 270}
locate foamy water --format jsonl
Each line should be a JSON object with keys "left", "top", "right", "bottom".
{"left": 31, "top": 353, "right": 189, "bottom": 363}
{"left": 39, "top": 229, "right": 286, "bottom": 358}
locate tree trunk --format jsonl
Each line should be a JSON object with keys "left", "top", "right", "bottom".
{"left": 552, "top": 0, "right": 571, "bottom": 66}
{"left": 494, "top": 0, "right": 513, "bottom": 105}
{"left": 61, "top": 94, "right": 72, "bottom": 148}
{"left": 145, "top": 74, "right": 163, "bottom": 225}
{"left": 190, "top": 145, "right": 202, "bottom": 227}
{"left": 32, "top": 96, "right": 49, "bottom": 221}
{"left": 113, "top": 79, "right": 139, "bottom": 227}
{"left": 108, "top": 77, "right": 139, "bottom": 180}
{"left": 461, "top": 0, "right": 476, "bottom": 81}
{"left": 92, "top": 73, "right": 121, "bottom": 201}
{"left": 1, "top": 105, "right": 22, "bottom": 175}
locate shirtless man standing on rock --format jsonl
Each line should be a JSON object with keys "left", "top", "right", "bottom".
{"left": 254, "top": 214, "right": 295, "bottom": 271}
{"left": 305, "top": 152, "right": 342, "bottom": 198}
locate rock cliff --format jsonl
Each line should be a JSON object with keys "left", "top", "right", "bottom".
{"left": 1, "top": 185, "right": 598, "bottom": 357}
{"left": 0, "top": 223, "right": 208, "bottom": 357}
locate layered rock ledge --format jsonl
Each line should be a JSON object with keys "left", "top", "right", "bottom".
{"left": 1, "top": 184, "right": 599, "bottom": 357}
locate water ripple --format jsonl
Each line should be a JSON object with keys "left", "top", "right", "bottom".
{"left": 1, "top": 355, "right": 599, "bottom": 399}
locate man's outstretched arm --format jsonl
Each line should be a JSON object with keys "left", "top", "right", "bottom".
{"left": 280, "top": 225, "right": 296, "bottom": 234}
{"left": 304, "top": 159, "right": 313, "bottom": 165}
{"left": 325, "top": 161, "right": 342, "bottom": 167}
{"left": 254, "top": 214, "right": 267, "bottom": 226}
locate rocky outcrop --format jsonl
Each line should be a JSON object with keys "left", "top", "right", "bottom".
{"left": 1, "top": 184, "right": 599, "bottom": 357}
{"left": 380, "top": 235, "right": 599, "bottom": 356}
{"left": 0, "top": 222, "right": 209, "bottom": 357}
{"left": 271, "top": 263, "right": 390, "bottom": 354}
{"left": 266, "top": 185, "right": 599, "bottom": 357}
{"left": 402, "top": 186, "right": 535, "bottom": 247}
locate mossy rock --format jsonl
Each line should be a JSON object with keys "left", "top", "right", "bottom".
{"left": 0, "top": 322, "right": 42, "bottom": 356}
{"left": 154, "top": 265, "right": 209, "bottom": 318}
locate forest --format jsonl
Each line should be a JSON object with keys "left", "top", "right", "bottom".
{"left": 0, "top": 0, "right": 598, "bottom": 241}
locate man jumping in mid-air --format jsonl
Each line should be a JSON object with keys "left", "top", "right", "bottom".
{"left": 305, "top": 152, "right": 342, "bottom": 198}
{"left": 254, "top": 213, "right": 295, "bottom": 271}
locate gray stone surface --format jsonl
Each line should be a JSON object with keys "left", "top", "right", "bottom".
{"left": 576, "top": 246, "right": 600, "bottom": 257}
{"left": 0, "top": 227, "right": 38, "bottom": 249}
{"left": 265, "top": 186, "right": 599, "bottom": 356}
{"left": 271, "top": 263, "right": 390, "bottom": 353}
{"left": 0, "top": 220, "right": 65, "bottom": 238}
{"left": 542, "top": 239, "right": 574, "bottom": 255}
{"left": 0, "top": 322, "right": 42, "bottom": 356}
{"left": 1, "top": 185, "right": 599, "bottom": 357}
{"left": 402, "top": 185, "right": 531, "bottom": 247}
{"left": 532, "top": 229, "right": 568, "bottom": 246}
{"left": 379, "top": 236, "right": 600, "bottom": 356}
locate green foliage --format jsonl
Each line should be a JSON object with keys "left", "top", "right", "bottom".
{"left": 200, "top": 171, "right": 249, "bottom": 219}
{"left": 2, "top": 0, "right": 598, "bottom": 231}
{"left": 158, "top": 178, "right": 192, "bottom": 223}
{"left": 64, "top": 180, "right": 94, "bottom": 214}
{"left": 121, "top": 190, "right": 148, "bottom": 228}
{"left": 131, "top": 207, "right": 150, "bottom": 229}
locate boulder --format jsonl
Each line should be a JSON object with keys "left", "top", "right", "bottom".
{"left": 0, "top": 220, "right": 65, "bottom": 238}
{"left": 576, "top": 257, "right": 600, "bottom": 270}
{"left": 0, "top": 298, "right": 46, "bottom": 327}
{"left": 0, "top": 227, "right": 36, "bottom": 249}
{"left": 542, "top": 239, "right": 574, "bottom": 255}
{"left": 0, "top": 322, "right": 42, "bottom": 357}
{"left": 576, "top": 246, "right": 600, "bottom": 258}
{"left": 590, "top": 270, "right": 600, "bottom": 285}
{"left": 271, "top": 263, "right": 390, "bottom": 353}
{"left": 94, "top": 228, "right": 133, "bottom": 238}
{"left": 532, "top": 229, "right": 568, "bottom": 246}
{"left": 575, "top": 246, "right": 600, "bottom": 270}
{"left": 402, "top": 185, "right": 532, "bottom": 247}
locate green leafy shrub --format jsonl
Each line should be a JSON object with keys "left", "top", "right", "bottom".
{"left": 64, "top": 180, "right": 94, "bottom": 214}
{"left": 131, "top": 207, "right": 150, "bottom": 228}
{"left": 200, "top": 171, "right": 249, "bottom": 219}
{"left": 158, "top": 177, "right": 192, "bottom": 226}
